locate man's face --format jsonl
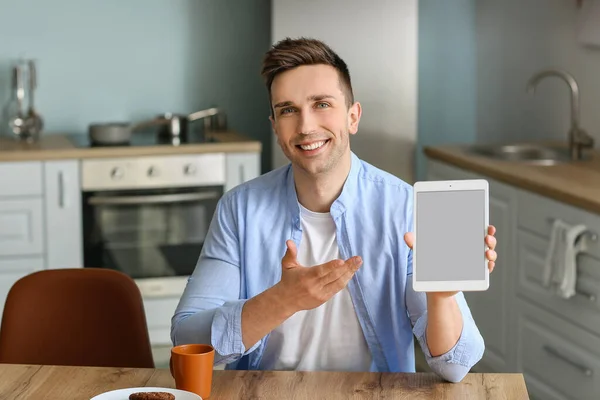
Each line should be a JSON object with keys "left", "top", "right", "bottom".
{"left": 270, "top": 64, "right": 361, "bottom": 176}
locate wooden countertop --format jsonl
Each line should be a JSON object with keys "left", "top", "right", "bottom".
{"left": 424, "top": 143, "right": 600, "bottom": 215}
{"left": 0, "top": 131, "right": 261, "bottom": 162}
{"left": 0, "top": 364, "right": 529, "bottom": 399}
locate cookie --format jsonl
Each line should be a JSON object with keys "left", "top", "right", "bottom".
{"left": 128, "top": 392, "right": 175, "bottom": 400}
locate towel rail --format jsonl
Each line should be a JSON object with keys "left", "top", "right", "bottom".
{"left": 546, "top": 217, "right": 598, "bottom": 242}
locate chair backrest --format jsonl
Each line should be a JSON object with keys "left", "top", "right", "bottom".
{"left": 0, "top": 268, "right": 154, "bottom": 368}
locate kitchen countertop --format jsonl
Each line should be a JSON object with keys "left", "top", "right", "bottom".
{"left": 424, "top": 143, "right": 600, "bottom": 215}
{"left": 0, "top": 131, "right": 261, "bottom": 162}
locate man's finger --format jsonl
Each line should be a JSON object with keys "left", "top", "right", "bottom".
{"left": 404, "top": 232, "right": 414, "bottom": 249}
{"left": 345, "top": 256, "right": 362, "bottom": 272}
{"left": 316, "top": 256, "right": 362, "bottom": 285}
{"left": 488, "top": 225, "right": 496, "bottom": 236}
{"left": 313, "top": 259, "right": 344, "bottom": 279}
{"left": 314, "top": 259, "right": 345, "bottom": 283}
{"left": 322, "top": 260, "right": 362, "bottom": 294}
{"left": 485, "top": 235, "right": 497, "bottom": 250}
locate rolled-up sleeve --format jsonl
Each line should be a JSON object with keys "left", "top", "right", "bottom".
{"left": 405, "top": 249, "right": 485, "bottom": 383}
{"left": 170, "top": 194, "right": 260, "bottom": 365}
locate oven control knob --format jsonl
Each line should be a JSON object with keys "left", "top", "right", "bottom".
{"left": 147, "top": 166, "right": 160, "bottom": 178}
{"left": 110, "top": 167, "right": 124, "bottom": 180}
{"left": 184, "top": 163, "right": 197, "bottom": 176}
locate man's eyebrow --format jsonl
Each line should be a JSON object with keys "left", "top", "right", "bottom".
{"left": 308, "top": 94, "right": 336, "bottom": 102}
{"left": 273, "top": 101, "right": 293, "bottom": 109}
{"left": 273, "top": 95, "right": 336, "bottom": 109}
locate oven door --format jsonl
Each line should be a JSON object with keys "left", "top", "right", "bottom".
{"left": 82, "top": 185, "right": 222, "bottom": 297}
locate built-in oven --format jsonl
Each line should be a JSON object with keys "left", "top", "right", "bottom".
{"left": 80, "top": 153, "right": 225, "bottom": 298}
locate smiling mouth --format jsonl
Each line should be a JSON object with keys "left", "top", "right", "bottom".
{"left": 296, "top": 140, "right": 330, "bottom": 151}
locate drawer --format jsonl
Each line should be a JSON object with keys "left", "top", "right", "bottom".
{"left": 517, "top": 299, "right": 600, "bottom": 400}
{"left": 517, "top": 189, "right": 600, "bottom": 260}
{"left": 0, "top": 161, "right": 43, "bottom": 197}
{"left": 143, "top": 297, "right": 180, "bottom": 345}
{"left": 0, "top": 199, "right": 44, "bottom": 256}
{"left": 143, "top": 297, "right": 180, "bottom": 329}
{"left": 517, "top": 229, "right": 600, "bottom": 334}
{"left": 148, "top": 327, "right": 172, "bottom": 345}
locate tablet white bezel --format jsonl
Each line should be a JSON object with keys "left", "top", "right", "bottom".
{"left": 412, "top": 179, "right": 490, "bottom": 292}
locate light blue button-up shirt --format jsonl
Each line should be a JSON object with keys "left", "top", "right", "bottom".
{"left": 171, "top": 152, "right": 485, "bottom": 382}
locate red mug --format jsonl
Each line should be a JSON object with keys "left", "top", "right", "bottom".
{"left": 170, "top": 344, "right": 215, "bottom": 398}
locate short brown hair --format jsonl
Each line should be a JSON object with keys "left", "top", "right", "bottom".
{"left": 261, "top": 37, "right": 354, "bottom": 113}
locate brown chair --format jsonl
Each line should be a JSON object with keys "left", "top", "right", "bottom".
{"left": 0, "top": 268, "right": 154, "bottom": 368}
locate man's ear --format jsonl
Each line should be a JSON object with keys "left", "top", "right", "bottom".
{"left": 348, "top": 101, "right": 362, "bottom": 135}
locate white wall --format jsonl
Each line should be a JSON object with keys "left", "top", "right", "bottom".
{"left": 271, "top": 0, "right": 417, "bottom": 183}
{"left": 476, "top": 0, "right": 600, "bottom": 145}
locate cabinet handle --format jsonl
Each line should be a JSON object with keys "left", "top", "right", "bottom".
{"left": 58, "top": 171, "right": 65, "bottom": 209}
{"left": 88, "top": 191, "right": 219, "bottom": 206}
{"left": 543, "top": 345, "right": 593, "bottom": 377}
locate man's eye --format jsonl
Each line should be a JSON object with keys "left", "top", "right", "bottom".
{"left": 280, "top": 107, "right": 294, "bottom": 115}
{"left": 316, "top": 102, "right": 330, "bottom": 109}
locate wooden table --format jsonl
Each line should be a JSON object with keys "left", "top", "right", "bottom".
{"left": 0, "top": 364, "right": 529, "bottom": 399}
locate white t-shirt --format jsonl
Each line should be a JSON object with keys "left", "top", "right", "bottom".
{"left": 259, "top": 204, "right": 372, "bottom": 371}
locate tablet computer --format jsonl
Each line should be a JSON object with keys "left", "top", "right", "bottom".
{"left": 413, "top": 179, "right": 489, "bottom": 292}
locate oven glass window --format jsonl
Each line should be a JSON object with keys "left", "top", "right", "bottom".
{"left": 83, "top": 186, "right": 221, "bottom": 279}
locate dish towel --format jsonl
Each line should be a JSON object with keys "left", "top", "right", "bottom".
{"left": 542, "top": 219, "right": 588, "bottom": 299}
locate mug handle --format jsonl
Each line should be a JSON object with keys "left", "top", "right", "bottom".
{"left": 169, "top": 356, "right": 174, "bottom": 378}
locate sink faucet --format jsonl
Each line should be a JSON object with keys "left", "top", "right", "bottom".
{"left": 526, "top": 69, "right": 594, "bottom": 160}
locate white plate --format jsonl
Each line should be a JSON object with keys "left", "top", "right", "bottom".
{"left": 90, "top": 386, "right": 202, "bottom": 400}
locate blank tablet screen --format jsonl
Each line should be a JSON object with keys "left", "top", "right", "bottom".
{"left": 416, "top": 190, "right": 485, "bottom": 281}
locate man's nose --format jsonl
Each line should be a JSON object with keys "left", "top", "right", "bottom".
{"left": 297, "top": 109, "right": 318, "bottom": 135}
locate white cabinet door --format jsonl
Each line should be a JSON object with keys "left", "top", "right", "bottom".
{"left": 0, "top": 199, "right": 44, "bottom": 256}
{"left": 516, "top": 298, "right": 600, "bottom": 400}
{"left": 225, "top": 152, "right": 260, "bottom": 192}
{"left": 465, "top": 178, "right": 516, "bottom": 373}
{"left": 426, "top": 159, "right": 517, "bottom": 373}
{"left": 44, "top": 160, "right": 83, "bottom": 269}
{"left": 0, "top": 257, "right": 44, "bottom": 327}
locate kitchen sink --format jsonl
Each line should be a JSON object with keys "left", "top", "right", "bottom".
{"left": 463, "top": 144, "right": 582, "bottom": 165}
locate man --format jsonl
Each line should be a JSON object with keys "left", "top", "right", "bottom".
{"left": 171, "top": 37, "right": 497, "bottom": 383}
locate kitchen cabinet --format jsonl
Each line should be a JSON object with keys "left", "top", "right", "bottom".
{"left": 0, "top": 161, "right": 43, "bottom": 197}
{"left": 0, "top": 160, "right": 83, "bottom": 327}
{"left": 426, "top": 157, "right": 600, "bottom": 400}
{"left": 143, "top": 297, "right": 182, "bottom": 345}
{"left": 0, "top": 258, "right": 44, "bottom": 324}
{"left": 0, "top": 199, "right": 44, "bottom": 256}
{"left": 44, "top": 160, "right": 83, "bottom": 270}
{"left": 516, "top": 298, "right": 600, "bottom": 400}
{"left": 426, "top": 160, "right": 516, "bottom": 374}
{"left": 0, "top": 150, "right": 260, "bottom": 349}
{"left": 225, "top": 152, "right": 261, "bottom": 192}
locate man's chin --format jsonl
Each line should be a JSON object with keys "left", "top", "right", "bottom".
{"left": 293, "top": 160, "right": 331, "bottom": 176}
